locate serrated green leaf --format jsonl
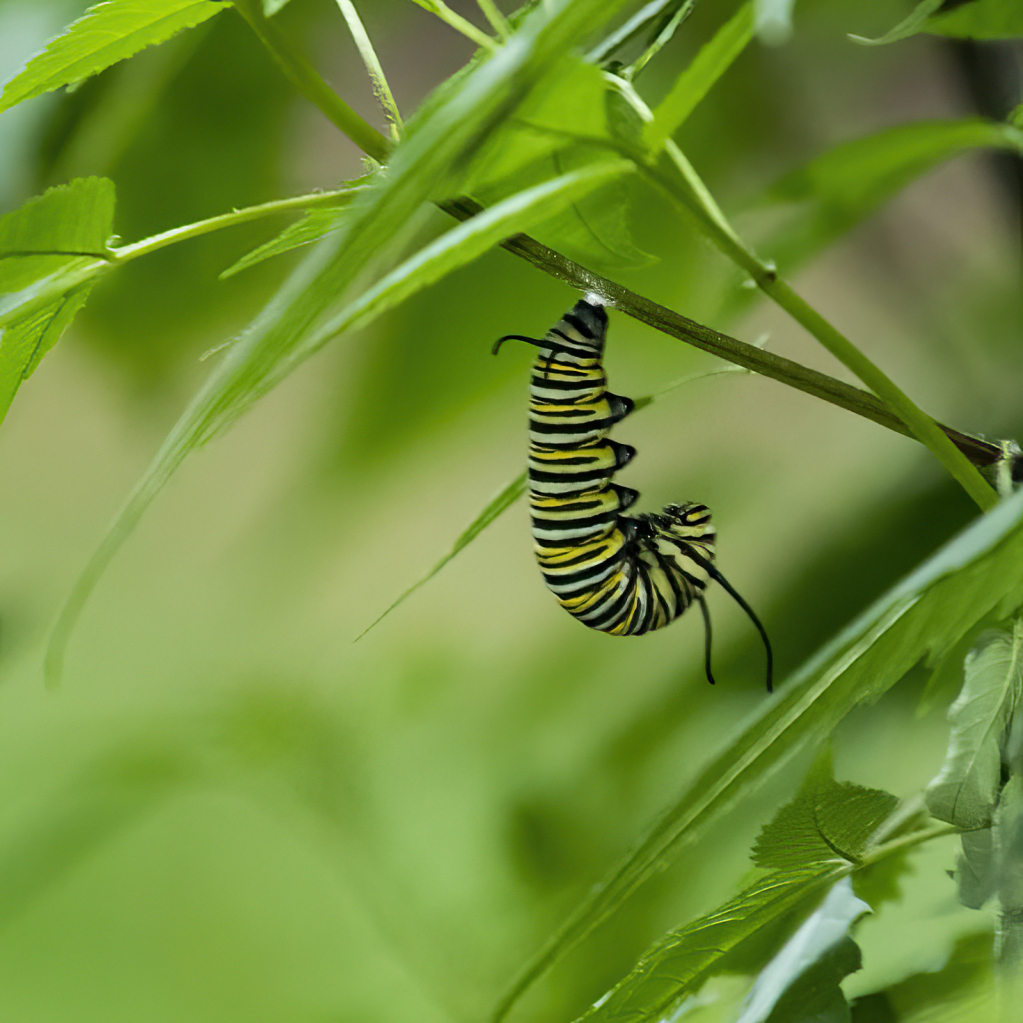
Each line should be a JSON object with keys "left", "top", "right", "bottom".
{"left": 0, "top": 283, "right": 94, "bottom": 425}
{"left": 753, "top": 760, "right": 898, "bottom": 871}
{"left": 494, "top": 489, "right": 1023, "bottom": 1019}
{"left": 0, "top": 177, "right": 115, "bottom": 292}
{"left": 849, "top": 0, "right": 945, "bottom": 46}
{"left": 644, "top": 1, "right": 754, "bottom": 152}
{"left": 0, "top": 178, "right": 114, "bottom": 423}
{"left": 46, "top": 0, "right": 642, "bottom": 683}
{"left": 0, "top": 0, "right": 231, "bottom": 115}
{"left": 738, "top": 879, "right": 868, "bottom": 1023}
{"left": 756, "top": 119, "right": 1023, "bottom": 271}
{"left": 925, "top": 627, "right": 1023, "bottom": 829}
{"left": 219, "top": 203, "right": 356, "bottom": 279}
{"left": 928, "top": 1, "right": 1023, "bottom": 40}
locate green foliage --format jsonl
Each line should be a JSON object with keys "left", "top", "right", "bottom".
{"left": 578, "top": 761, "right": 894, "bottom": 1023}
{"left": 0, "top": 0, "right": 231, "bottom": 114}
{"left": 496, "top": 490, "right": 1023, "bottom": 1019}
{"left": 1, "top": 0, "right": 1023, "bottom": 1020}
{"left": 219, "top": 194, "right": 365, "bottom": 280}
{"left": 643, "top": 1, "right": 754, "bottom": 153}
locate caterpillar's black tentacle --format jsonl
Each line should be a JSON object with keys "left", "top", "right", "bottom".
{"left": 679, "top": 544, "right": 773, "bottom": 693}
{"left": 493, "top": 334, "right": 546, "bottom": 355}
{"left": 697, "top": 595, "right": 716, "bottom": 687}
{"left": 511, "top": 296, "right": 773, "bottom": 694}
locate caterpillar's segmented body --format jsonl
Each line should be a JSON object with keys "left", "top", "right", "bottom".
{"left": 496, "top": 297, "right": 772, "bottom": 691}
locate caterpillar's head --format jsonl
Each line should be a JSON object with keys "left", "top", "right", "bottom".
{"left": 552, "top": 297, "right": 609, "bottom": 356}
{"left": 492, "top": 296, "right": 609, "bottom": 358}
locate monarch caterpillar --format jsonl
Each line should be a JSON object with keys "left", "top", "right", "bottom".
{"left": 495, "top": 296, "right": 773, "bottom": 693}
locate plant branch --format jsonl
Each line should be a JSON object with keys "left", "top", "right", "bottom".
{"left": 643, "top": 147, "right": 997, "bottom": 511}
{"left": 232, "top": 6, "right": 1009, "bottom": 485}
{"left": 443, "top": 197, "right": 1007, "bottom": 473}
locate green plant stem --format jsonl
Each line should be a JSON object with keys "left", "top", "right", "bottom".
{"left": 474, "top": 0, "right": 510, "bottom": 39}
{"left": 232, "top": 0, "right": 391, "bottom": 162}
{"left": 112, "top": 189, "right": 359, "bottom": 262}
{"left": 862, "top": 822, "right": 957, "bottom": 866}
{"left": 335, "top": 0, "right": 404, "bottom": 137}
{"left": 419, "top": 0, "right": 498, "bottom": 49}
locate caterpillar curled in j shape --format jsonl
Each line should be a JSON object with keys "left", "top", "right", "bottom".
{"left": 494, "top": 296, "right": 773, "bottom": 694}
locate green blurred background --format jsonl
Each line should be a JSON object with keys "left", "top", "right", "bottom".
{"left": 0, "top": 1, "right": 1020, "bottom": 1020}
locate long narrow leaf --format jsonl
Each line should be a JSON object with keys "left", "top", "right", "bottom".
{"left": 581, "top": 865, "right": 847, "bottom": 1023}
{"left": 735, "top": 879, "right": 867, "bottom": 1023}
{"left": 0, "top": 0, "right": 231, "bottom": 114}
{"left": 756, "top": 118, "right": 1023, "bottom": 271}
{"left": 643, "top": 1, "right": 754, "bottom": 152}
{"left": 849, "top": 0, "right": 944, "bottom": 46}
{"left": 493, "top": 489, "right": 1023, "bottom": 1020}
{"left": 334, "top": 0, "right": 403, "bottom": 135}
{"left": 356, "top": 473, "right": 528, "bottom": 642}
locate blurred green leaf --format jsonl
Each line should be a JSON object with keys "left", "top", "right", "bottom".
{"left": 644, "top": 1, "right": 754, "bottom": 152}
{"left": 925, "top": 626, "right": 1023, "bottom": 829}
{"left": 0, "top": 0, "right": 232, "bottom": 114}
{"left": 755, "top": 119, "right": 1023, "bottom": 271}
{"left": 46, "top": 0, "right": 644, "bottom": 684}
{"left": 494, "top": 490, "right": 1023, "bottom": 1019}
{"left": 219, "top": 201, "right": 359, "bottom": 279}
{"left": 754, "top": 0, "right": 795, "bottom": 46}
{"left": 854, "top": 0, "right": 1023, "bottom": 44}
{"left": 0, "top": 744, "right": 193, "bottom": 932}
{"left": 870, "top": 930, "right": 994, "bottom": 1020}
{"left": 737, "top": 879, "right": 868, "bottom": 1023}
{"left": 928, "top": 0, "right": 1023, "bottom": 39}
{"left": 0, "top": 176, "right": 114, "bottom": 292}
{"left": 849, "top": 0, "right": 945, "bottom": 46}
